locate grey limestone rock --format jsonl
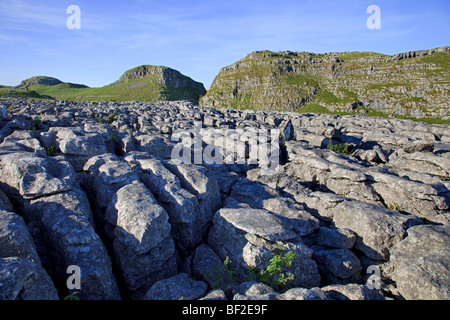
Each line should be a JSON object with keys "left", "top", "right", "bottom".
{"left": 277, "top": 287, "right": 324, "bottom": 300}
{"left": 0, "top": 98, "right": 449, "bottom": 300}
{"left": 208, "top": 207, "right": 321, "bottom": 288}
{"left": 0, "top": 257, "right": 58, "bottom": 300}
{"left": 316, "top": 227, "right": 356, "bottom": 249}
{"left": 232, "top": 281, "right": 277, "bottom": 300}
{"left": 332, "top": 200, "right": 422, "bottom": 261}
{"left": 230, "top": 179, "right": 319, "bottom": 236}
{"left": 313, "top": 248, "right": 362, "bottom": 281}
{"left": 388, "top": 225, "right": 450, "bottom": 300}
{"left": 105, "top": 181, "right": 177, "bottom": 299}
{"left": 143, "top": 273, "right": 208, "bottom": 300}
{"left": 0, "top": 208, "right": 59, "bottom": 300}
{"left": 319, "top": 283, "right": 385, "bottom": 300}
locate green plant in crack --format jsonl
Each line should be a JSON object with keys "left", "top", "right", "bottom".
{"left": 63, "top": 291, "right": 81, "bottom": 300}
{"left": 45, "top": 146, "right": 57, "bottom": 157}
{"left": 386, "top": 202, "right": 402, "bottom": 211}
{"left": 207, "top": 247, "right": 297, "bottom": 292}
{"left": 31, "top": 116, "right": 42, "bottom": 131}
{"left": 207, "top": 256, "right": 236, "bottom": 290}
{"left": 248, "top": 245, "right": 296, "bottom": 291}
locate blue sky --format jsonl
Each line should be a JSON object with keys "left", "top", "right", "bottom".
{"left": 0, "top": 0, "right": 449, "bottom": 89}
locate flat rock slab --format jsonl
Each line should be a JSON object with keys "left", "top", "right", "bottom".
{"left": 389, "top": 225, "right": 450, "bottom": 300}
{"left": 215, "top": 208, "right": 297, "bottom": 242}
{"left": 143, "top": 273, "right": 208, "bottom": 300}
{"left": 332, "top": 200, "right": 422, "bottom": 261}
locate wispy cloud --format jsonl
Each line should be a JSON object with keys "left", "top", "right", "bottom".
{"left": 0, "top": 0, "right": 65, "bottom": 29}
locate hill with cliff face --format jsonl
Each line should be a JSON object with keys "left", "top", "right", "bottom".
{"left": 200, "top": 47, "right": 450, "bottom": 120}
{"left": 107, "top": 65, "right": 206, "bottom": 102}
{"left": 0, "top": 66, "right": 206, "bottom": 104}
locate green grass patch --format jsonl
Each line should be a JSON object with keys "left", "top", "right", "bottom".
{"left": 230, "top": 92, "right": 253, "bottom": 110}
{"left": 280, "top": 74, "right": 319, "bottom": 87}
{"left": 316, "top": 89, "right": 340, "bottom": 104}
{"left": 0, "top": 87, "right": 51, "bottom": 100}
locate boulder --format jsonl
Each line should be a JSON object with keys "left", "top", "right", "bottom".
{"left": 105, "top": 181, "right": 177, "bottom": 299}
{"left": 389, "top": 225, "right": 450, "bottom": 300}
{"left": 0, "top": 257, "right": 58, "bottom": 300}
{"left": 135, "top": 134, "right": 174, "bottom": 159}
{"left": 332, "top": 200, "right": 421, "bottom": 261}
{"left": 125, "top": 154, "right": 205, "bottom": 252}
{"left": 24, "top": 191, "right": 121, "bottom": 300}
{"left": 208, "top": 207, "right": 321, "bottom": 288}
{"left": 277, "top": 287, "right": 324, "bottom": 300}
{"left": 319, "top": 283, "right": 385, "bottom": 300}
{"left": 0, "top": 209, "right": 59, "bottom": 300}
{"left": 230, "top": 179, "right": 319, "bottom": 236}
{"left": 313, "top": 248, "right": 362, "bottom": 282}
{"left": 164, "top": 160, "right": 221, "bottom": 228}
{"left": 143, "top": 273, "right": 208, "bottom": 300}
{"left": 192, "top": 244, "right": 236, "bottom": 291}
{"left": 316, "top": 227, "right": 357, "bottom": 249}
{"left": 232, "top": 281, "right": 277, "bottom": 300}
{"left": 200, "top": 289, "right": 228, "bottom": 300}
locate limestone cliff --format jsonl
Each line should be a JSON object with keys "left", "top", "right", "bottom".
{"left": 116, "top": 65, "right": 206, "bottom": 103}
{"left": 200, "top": 47, "right": 450, "bottom": 119}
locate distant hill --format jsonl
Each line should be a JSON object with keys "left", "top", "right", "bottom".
{"left": 200, "top": 47, "right": 450, "bottom": 120}
{"left": 84, "top": 65, "right": 206, "bottom": 103}
{"left": 0, "top": 66, "right": 206, "bottom": 104}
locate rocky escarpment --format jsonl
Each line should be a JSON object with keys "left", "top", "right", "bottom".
{"left": 101, "top": 65, "right": 207, "bottom": 104}
{"left": 120, "top": 65, "right": 206, "bottom": 91}
{"left": 200, "top": 46, "right": 449, "bottom": 119}
{"left": 0, "top": 98, "right": 449, "bottom": 300}
{"left": 19, "top": 76, "right": 64, "bottom": 87}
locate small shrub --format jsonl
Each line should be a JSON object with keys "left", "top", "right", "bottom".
{"left": 31, "top": 116, "right": 42, "bottom": 131}
{"left": 208, "top": 247, "right": 297, "bottom": 292}
{"left": 110, "top": 132, "right": 117, "bottom": 145}
{"left": 208, "top": 256, "right": 236, "bottom": 290}
{"left": 107, "top": 111, "right": 117, "bottom": 124}
{"left": 45, "top": 146, "right": 57, "bottom": 157}
{"left": 63, "top": 291, "right": 80, "bottom": 300}
{"left": 327, "top": 141, "right": 354, "bottom": 154}
{"left": 386, "top": 202, "right": 402, "bottom": 211}
{"left": 250, "top": 246, "right": 296, "bottom": 291}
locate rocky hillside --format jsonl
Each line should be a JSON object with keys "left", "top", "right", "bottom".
{"left": 1, "top": 66, "right": 206, "bottom": 104}
{"left": 19, "top": 76, "right": 66, "bottom": 87}
{"left": 200, "top": 47, "right": 450, "bottom": 119}
{"left": 109, "top": 65, "right": 206, "bottom": 103}
{"left": 0, "top": 98, "right": 449, "bottom": 300}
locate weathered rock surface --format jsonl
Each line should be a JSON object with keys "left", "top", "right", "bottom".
{"left": 387, "top": 225, "right": 450, "bottom": 300}
{"left": 143, "top": 273, "right": 208, "bottom": 300}
{"left": 0, "top": 98, "right": 449, "bottom": 300}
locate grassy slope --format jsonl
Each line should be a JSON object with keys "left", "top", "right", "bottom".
{"left": 0, "top": 86, "right": 52, "bottom": 99}
{"left": 1, "top": 72, "right": 203, "bottom": 103}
